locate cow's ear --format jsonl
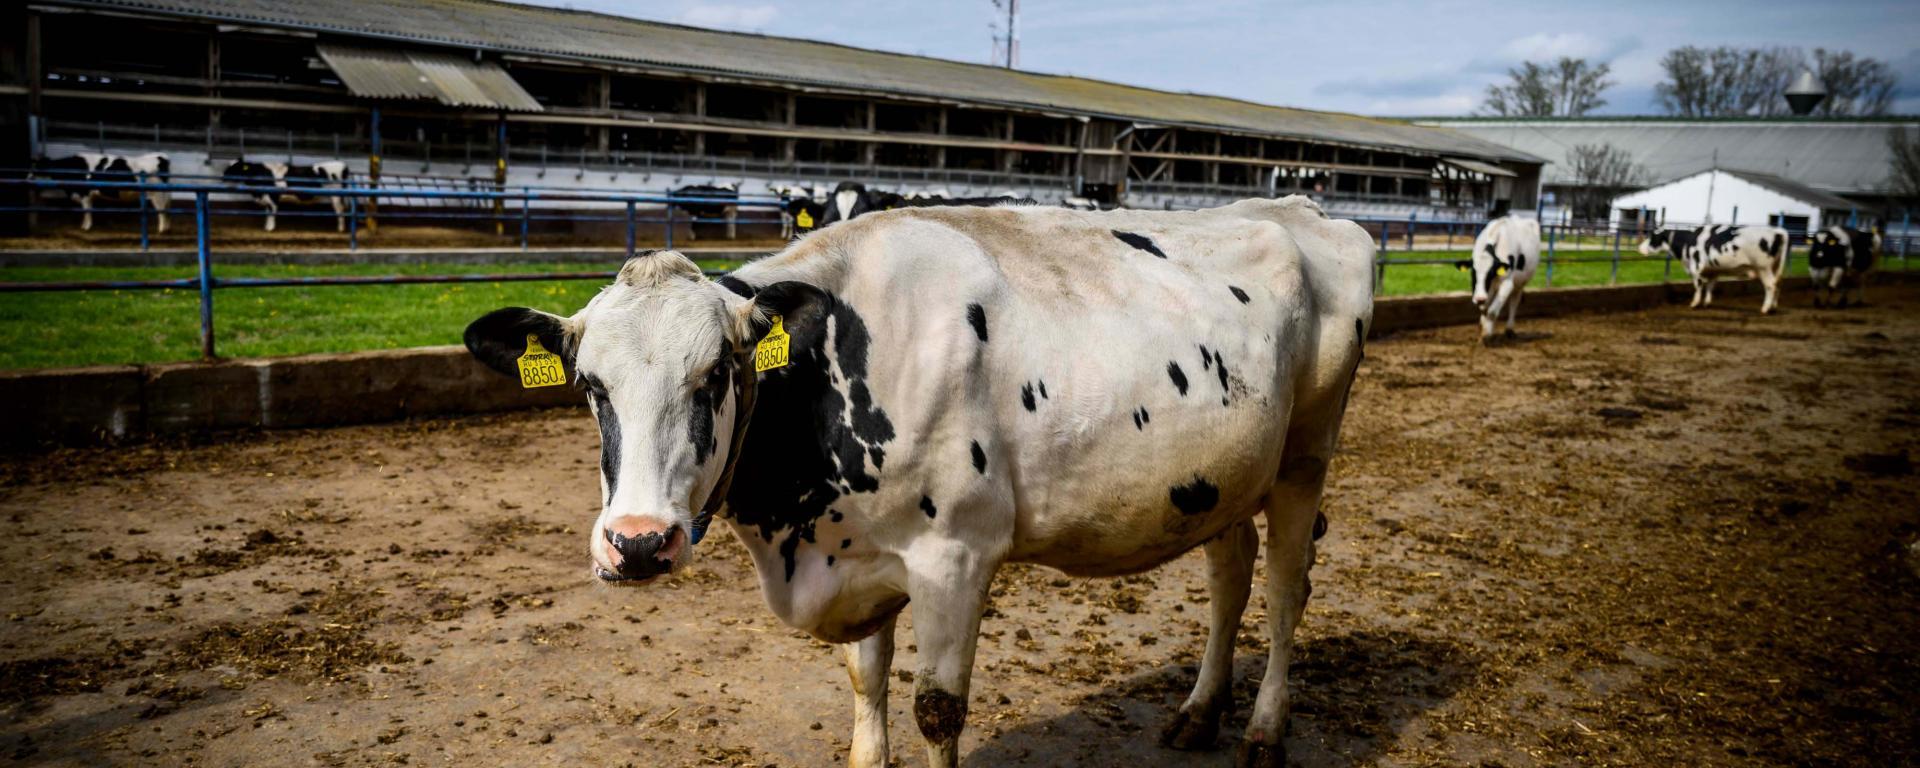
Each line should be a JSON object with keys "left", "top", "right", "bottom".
{"left": 737, "top": 281, "right": 833, "bottom": 367}
{"left": 465, "top": 307, "right": 575, "bottom": 380}
{"left": 1453, "top": 260, "right": 1472, "bottom": 272}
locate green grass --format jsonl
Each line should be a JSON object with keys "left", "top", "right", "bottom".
{"left": 1, "top": 249, "right": 1911, "bottom": 369}
{"left": 0, "top": 260, "right": 739, "bottom": 369}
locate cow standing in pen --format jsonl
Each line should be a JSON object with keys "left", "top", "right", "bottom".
{"left": 29, "top": 153, "right": 173, "bottom": 233}
{"left": 670, "top": 183, "right": 740, "bottom": 241}
{"left": 1454, "top": 214, "right": 1540, "bottom": 344}
{"left": 1639, "top": 224, "right": 1789, "bottom": 314}
{"left": 221, "top": 159, "right": 351, "bottom": 232}
{"left": 1806, "top": 226, "right": 1880, "bottom": 308}
{"left": 464, "top": 196, "right": 1374, "bottom": 767}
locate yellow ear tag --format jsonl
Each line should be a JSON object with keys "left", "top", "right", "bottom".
{"left": 516, "top": 334, "right": 566, "bottom": 389}
{"left": 1496, "top": 267, "right": 1508, "bottom": 276}
{"left": 1455, "top": 264, "right": 1469, "bottom": 272}
{"left": 755, "top": 315, "right": 791, "bottom": 372}
{"left": 795, "top": 209, "right": 814, "bottom": 228}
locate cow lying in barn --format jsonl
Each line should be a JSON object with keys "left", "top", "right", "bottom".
{"left": 1639, "top": 224, "right": 1789, "bottom": 314}
{"left": 29, "top": 153, "right": 173, "bottom": 233}
{"left": 221, "top": 159, "right": 350, "bottom": 232}
{"left": 1805, "top": 226, "right": 1880, "bottom": 308}
{"left": 1453, "top": 214, "right": 1540, "bottom": 343}
{"left": 670, "top": 183, "right": 740, "bottom": 241}
{"left": 464, "top": 196, "right": 1374, "bottom": 767}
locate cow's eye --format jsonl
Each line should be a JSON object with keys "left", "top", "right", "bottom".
{"left": 705, "top": 362, "right": 728, "bottom": 387}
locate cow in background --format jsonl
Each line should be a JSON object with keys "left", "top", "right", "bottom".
{"left": 1639, "top": 224, "right": 1789, "bottom": 314}
{"left": 770, "top": 184, "right": 824, "bottom": 240}
{"left": 1454, "top": 215, "right": 1540, "bottom": 344}
{"left": 1806, "top": 226, "right": 1880, "bottom": 308}
{"left": 222, "top": 159, "right": 350, "bottom": 232}
{"left": 670, "top": 183, "right": 740, "bottom": 241}
{"left": 29, "top": 153, "right": 173, "bottom": 233}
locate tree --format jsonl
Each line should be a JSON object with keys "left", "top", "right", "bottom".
{"left": 1890, "top": 128, "right": 1920, "bottom": 205}
{"left": 1654, "top": 46, "right": 1801, "bottom": 116}
{"left": 1655, "top": 46, "right": 1897, "bottom": 117}
{"left": 1811, "top": 49, "right": 1896, "bottom": 116}
{"left": 1564, "top": 143, "right": 1648, "bottom": 222}
{"left": 1481, "top": 57, "right": 1612, "bottom": 117}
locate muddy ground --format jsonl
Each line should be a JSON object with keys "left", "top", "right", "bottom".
{"left": 3, "top": 286, "right": 1918, "bottom": 767}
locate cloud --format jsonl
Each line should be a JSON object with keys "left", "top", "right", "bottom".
{"left": 1466, "top": 33, "right": 1642, "bottom": 74}
{"left": 1361, "top": 93, "right": 1481, "bottom": 117}
{"left": 677, "top": 4, "right": 779, "bottom": 31}
{"left": 1314, "top": 73, "right": 1464, "bottom": 99}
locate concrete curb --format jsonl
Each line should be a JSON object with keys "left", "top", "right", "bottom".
{"left": 2, "top": 273, "right": 1911, "bottom": 449}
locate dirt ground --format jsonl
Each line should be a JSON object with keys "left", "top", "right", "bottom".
{"left": 3, "top": 286, "right": 1918, "bottom": 767}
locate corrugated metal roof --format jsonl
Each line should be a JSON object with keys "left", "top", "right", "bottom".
{"left": 1441, "top": 157, "right": 1517, "bottom": 178}
{"left": 55, "top": 0, "right": 1540, "bottom": 164}
{"left": 1415, "top": 118, "right": 1916, "bottom": 195}
{"left": 1720, "top": 168, "right": 1857, "bottom": 210}
{"left": 316, "top": 44, "right": 543, "bottom": 111}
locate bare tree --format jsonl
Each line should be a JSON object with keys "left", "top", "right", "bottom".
{"left": 1654, "top": 46, "right": 1799, "bottom": 116}
{"left": 1565, "top": 143, "right": 1648, "bottom": 222}
{"left": 1811, "top": 49, "right": 1897, "bottom": 116}
{"left": 1890, "top": 128, "right": 1920, "bottom": 205}
{"left": 1481, "top": 57, "right": 1612, "bottom": 117}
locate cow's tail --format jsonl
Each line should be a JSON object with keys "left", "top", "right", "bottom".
{"left": 1770, "top": 232, "right": 1789, "bottom": 277}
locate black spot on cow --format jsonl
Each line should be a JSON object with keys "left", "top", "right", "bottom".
{"left": 967, "top": 303, "right": 989, "bottom": 342}
{"left": 1354, "top": 318, "right": 1366, "bottom": 360}
{"left": 1213, "top": 350, "right": 1230, "bottom": 399}
{"left": 586, "top": 376, "right": 622, "bottom": 506}
{"left": 1513, "top": 253, "right": 1526, "bottom": 271}
{"left": 1198, "top": 345, "right": 1212, "bottom": 371}
{"left": 687, "top": 344, "right": 731, "bottom": 465}
{"left": 1168, "top": 478, "right": 1219, "bottom": 516}
{"left": 920, "top": 495, "right": 938, "bottom": 519}
{"left": 970, "top": 442, "right": 987, "bottom": 474}
{"left": 717, "top": 275, "right": 756, "bottom": 298}
{"left": 1229, "top": 285, "right": 1251, "bottom": 304}
{"left": 841, "top": 538, "right": 852, "bottom": 549}
{"left": 1021, "top": 383, "right": 1036, "bottom": 412}
{"left": 868, "top": 445, "right": 886, "bottom": 471}
{"left": 1037, "top": 380, "right": 1048, "bottom": 399}
{"left": 1132, "top": 406, "right": 1152, "bottom": 430}
{"left": 1167, "top": 362, "right": 1188, "bottom": 396}
{"left": 1112, "top": 230, "right": 1167, "bottom": 258}
{"left": 830, "top": 510, "right": 844, "bottom": 523}
{"left": 827, "top": 555, "right": 836, "bottom": 567}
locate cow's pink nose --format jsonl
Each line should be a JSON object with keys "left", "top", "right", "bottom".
{"left": 596, "top": 516, "right": 684, "bottom": 581}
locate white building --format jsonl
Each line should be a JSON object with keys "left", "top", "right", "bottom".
{"left": 1606, "top": 167, "right": 1862, "bottom": 233}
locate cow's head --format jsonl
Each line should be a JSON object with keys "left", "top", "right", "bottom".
{"left": 1637, "top": 229, "right": 1673, "bottom": 257}
{"left": 1806, "top": 230, "right": 1849, "bottom": 269}
{"left": 1455, "top": 243, "right": 1511, "bottom": 311}
{"left": 464, "top": 251, "right": 825, "bottom": 584}
{"left": 221, "top": 159, "right": 262, "bottom": 183}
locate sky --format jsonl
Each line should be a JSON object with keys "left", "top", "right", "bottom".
{"left": 518, "top": 0, "right": 1920, "bottom": 117}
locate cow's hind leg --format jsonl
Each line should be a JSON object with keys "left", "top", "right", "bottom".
{"left": 1239, "top": 436, "right": 1337, "bottom": 767}
{"left": 1758, "top": 268, "right": 1779, "bottom": 314}
{"left": 908, "top": 548, "right": 993, "bottom": 767}
{"left": 1689, "top": 277, "right": 1704, "bottom": 308}
{"left": 1703, "top": 278, "right": 1717, "bottom": 306}
{"left": 844, "top": 615, "right": 897, "bottom": 768}
{"left": 1161, "top": 519, "right": 1256, "bottom": 750}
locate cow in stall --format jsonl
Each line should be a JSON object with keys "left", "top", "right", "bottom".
{"left": 670, "top": 183, "right": 740, "bottom": 241}
{"left": 221, "top": 159, "right": 351, "bottom": 232}
{"left": 1453, "top": 215, "right": 1540, "bottom": 343}
{"left": 29, "top": 153, "right": 173, "bottom": 233}
{"left": 1639, "top": 224, "right": 1790, "bottom": 314}
{"left": 770, "top": 185, "right": 825, "bottom": 240}
{"left": 1805, "top": 226, "right": 1880, "bottom": 308}
{"left": 819, "top": 182, "right": 883, "bottom": 227}
{"left": 463, "top": 195, "right": 1374, "bottom": 767}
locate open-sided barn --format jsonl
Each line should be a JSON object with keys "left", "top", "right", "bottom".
{"left": 0, "top": 0, "right": 1542, "bottom": 229}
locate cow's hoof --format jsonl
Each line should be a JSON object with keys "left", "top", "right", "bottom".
{"left": 1234, "top": 739, "right": 1288, "bottom": 768}
{"left": 1159, "top": 707, "right": 1221, "bottom": 750}
{"left": 1503, "top": 328, "right": 1517, "bottom": 339}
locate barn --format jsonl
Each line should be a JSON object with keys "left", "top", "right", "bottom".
{"left": 1607, "top": 167, "right": 1864, "bottom": 233}
{"left": 0, "top": 0, "right": 1543, "bottom": 234}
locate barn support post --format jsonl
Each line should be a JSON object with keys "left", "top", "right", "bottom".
{"left": 347, "top": 196, "right": 357, "bottom": 251}
{"left": 1901, "top": 209, "right": 1911, "bottom": 269}
{"left": 1731, "top": 205, "right": 1738, "bottom": 225}
{"left": 194, "top": 191, "right": 215, "bottom": 360}
{"left": 494, "top": 114, "right": 508, "bottom": 237}
{"left": 1848, "top": 207, "right": 1857, "bottom": 228}
{"left": 664, "top": 204, "right": 674, "bottom": 250}
{"left": 138, "top": 181, "right": 149, "bottom": 253}
{"left": 1544, "top": 223, "right": 1556, "bottom": 287}
{"left": 367, "top": 106, "right": 381, "bottom": 234}
{"left": 519, "top": 188, "right": 530, "bottom": 252}
{"left": 1610, "top": 226, "right": 1620, "bottom": 285}
{"left": 625, "top": 200, "right": 636, "bottom": 256}
{"left": 1406, "top": 212, "right": 1415, "bottom": 251}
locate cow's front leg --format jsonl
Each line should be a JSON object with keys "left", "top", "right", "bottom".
{"left": 1239, "top": 458, "right": 1328, "bottom": 767}
{"left": 1162, "top": 519, "right": 1256, "bottom": 750}
{"left": 1478, "top": 312, "right": 1495, "bottom": 344}
{"left": 726, "top": 206, "right": 737, "bottom": 240}
{"left": 79, "top": 195, "right": 94, "bottom": 231}
{"left": 1504, "top": 289, "right": 1522, "bottom": 337}
{"left": 1689, "top": 278, "right": 1704, "bottom": 308}
{"left": 844, "top": 615, "right": 897, "bottom": 768}
{"left": 908, "top": 550, "right": 992, "bottom": 767}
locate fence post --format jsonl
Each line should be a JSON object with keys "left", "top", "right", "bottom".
{"left": 1545, "top": 223, "right": 1556, "bottom": 287}
{"left": 1374, "top": 254, "right": 1385, "bottom": 295}
{"left": 348, "top": 195, "right": 358, "bottom": 252}
{"left": 626, "top": 200, "right": 637, "bottom": 256}
{"left": 1902, "top": 209, "right": 1911, "bottom": 271}
{"left": 665, "top": 203, "right": 675, "bottom": 251}
{"left": 519, "top": 187, "right": 530, "bottom": 252}
{"left": 194, "top": 191, "right": 215, "bottom": 360}
{"left": 1406, "top": 212, "right": 1415, "bottom": 251}
{"left": 1610, "top": 226, "right": 1620, "bottom": 285}
{"left": 1378, "top": 221, "right": 1388, "bottom": 252}
{"left": 138, "top": 178, "right": 150, "bottom": 253}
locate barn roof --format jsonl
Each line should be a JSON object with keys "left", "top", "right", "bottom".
{"left": 1717, "top": 168, "right": 1858, "bottom": 210}
{"left": 1414, "top": 117, "right": 1915, "bottom": 196}
{"left": 49, "top": 0, "right": 1542, "bottom": 164}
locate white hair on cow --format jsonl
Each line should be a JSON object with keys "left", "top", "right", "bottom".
{"left": 618, "top": 250, "right": 705, "bottom": 288}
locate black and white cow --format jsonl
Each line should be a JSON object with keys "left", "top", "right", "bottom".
{"left": 1453, "top": 215, "right": 1540, "bottom": 343}
{"left": 770, "top": 185, "right": 825, "bottom": 240}
{"left": 1805, "top": 226, "right": 1880, "bottom": 308}
{"left": 29, "top": 153, "right": 173, "bottom": 233}
{"left": 221, "top": 159, "right": 350, "bottom": 232}
{"left": 465, "top": 196, "right": 1374, "bottom": 767}
{"left": 670, "top": 183, "right": 740, "bottom": 241}
{"left": 1639, "top": 224, "right": 1789, "bottom": 314}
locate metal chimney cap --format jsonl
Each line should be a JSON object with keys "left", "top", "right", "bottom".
{"left": 1786, "top": 70, "right": 1826, "bottom": 97}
